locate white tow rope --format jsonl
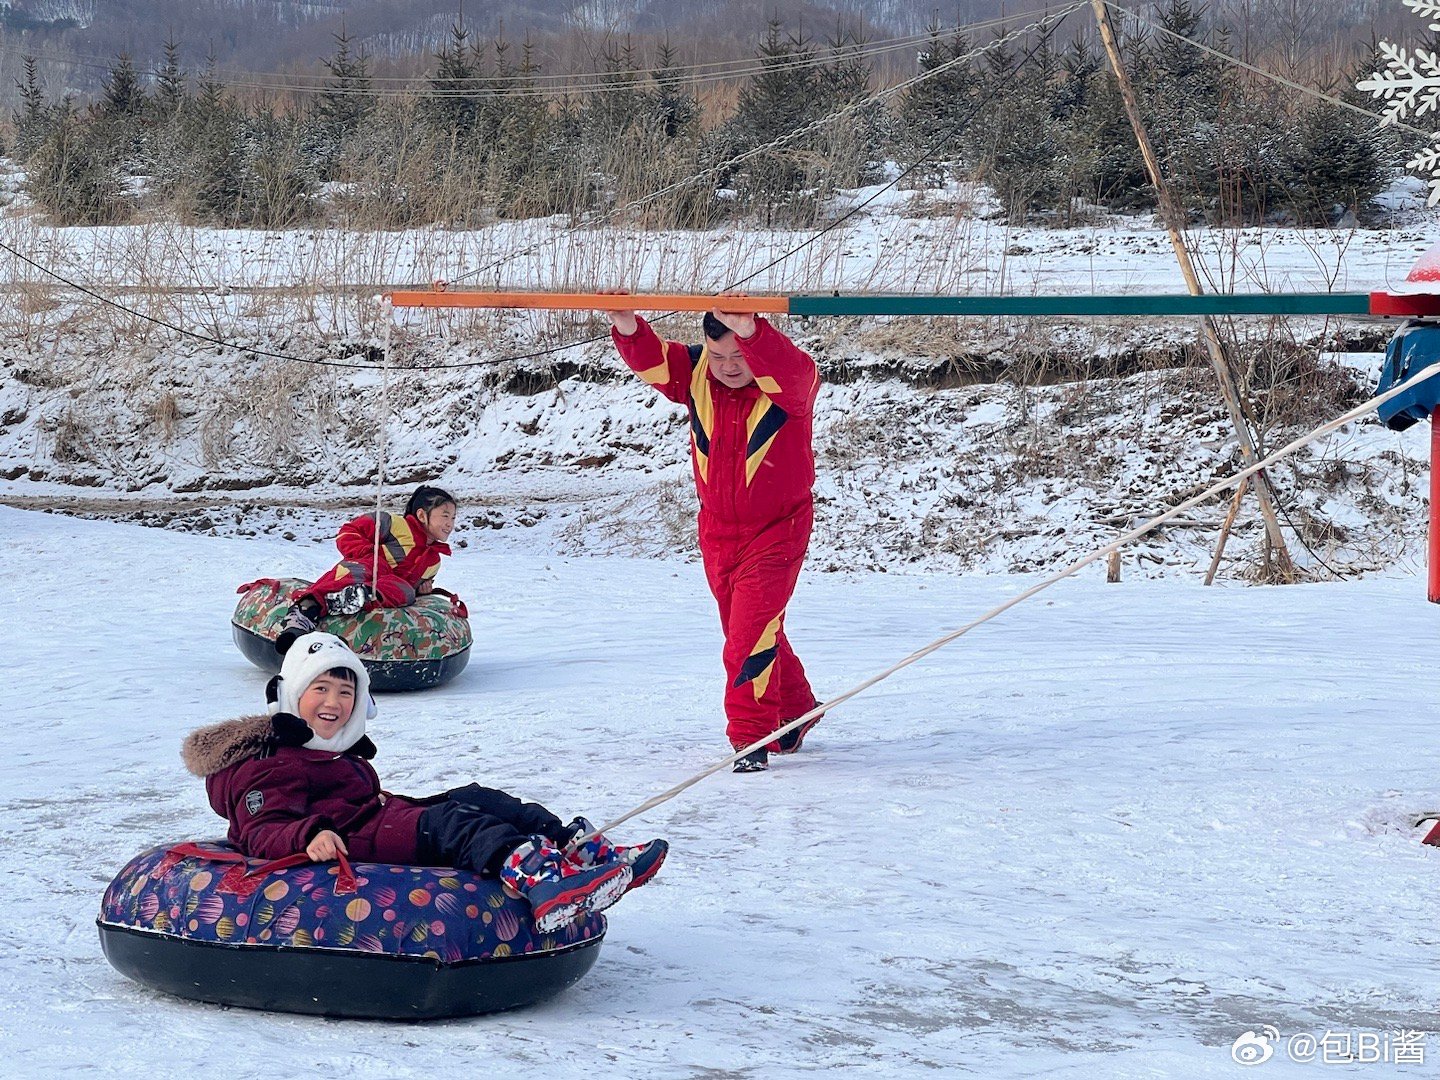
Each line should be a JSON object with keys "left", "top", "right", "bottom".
{"left": 370, "top": 316, "right": 392, "bottom": 592}
{"left": 588, "top": 356, "right": 1440, "bottom": 841}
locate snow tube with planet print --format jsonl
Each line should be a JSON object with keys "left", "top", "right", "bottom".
{"left": 97, "top": 841, "right": 604, "bottom": 1019}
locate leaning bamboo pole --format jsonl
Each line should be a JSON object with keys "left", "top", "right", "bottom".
{"left": 1090, "top": 0, "right": 1295, "bottom": 580}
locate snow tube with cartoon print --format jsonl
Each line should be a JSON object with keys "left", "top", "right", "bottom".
{"left": 231, "top": 577, "right": 471, "bottom": 692}
{"left": 97, "top": 841, "right": 604, "bottom": 1020}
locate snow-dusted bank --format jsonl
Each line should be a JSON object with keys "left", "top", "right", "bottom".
{"left": 4, "top": 179, "right": 1440, "bottom": 583}
{"left": 2, "top": 504, "right": 1438, "bottom": 1077}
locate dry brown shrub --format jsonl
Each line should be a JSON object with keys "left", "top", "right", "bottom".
{"left": 147, "top": 391, "right": 182, "bottom": 442}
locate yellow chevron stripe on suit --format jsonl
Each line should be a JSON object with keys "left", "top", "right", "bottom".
{"left": 744, "top": 395, "right": 787, "bottom": 484}
{"left": 688, "top": 345, "right": 714, "bottom": 483}
{"left": 738, "top": 612, "right": 783, "bottom": 700}
{"left": 381, "top": 513, "right": 413, "bottom": 566}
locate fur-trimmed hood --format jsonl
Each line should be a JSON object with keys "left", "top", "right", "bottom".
{"left": 182, "top": 713, "right": 376, "bottom": 778}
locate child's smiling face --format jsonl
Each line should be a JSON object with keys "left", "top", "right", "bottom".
{"left": 418, "top": 501, "right": 456, "bottom": 543}
{"left": 297, "top": 671, "right": 356, "bottom": 740}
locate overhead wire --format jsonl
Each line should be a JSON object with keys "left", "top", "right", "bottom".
{"left": 449, "top": 1, "right": 1091, "bottom": 287}
{"left": 0, "top": 235, "right": 606, "bottom": 371}
{"left": 0, "top": 6, "right": 1061, "bottom": 96}
{"left": 0, "top": 2, "right": 1085, "bottom": 373}
{"left": 0, "top": 0, "right": 1407, "bottom": 391}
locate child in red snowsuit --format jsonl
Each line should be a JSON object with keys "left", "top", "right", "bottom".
{"left": 183, "top": 632, "right": 667, "bottom": 933}
{"left": 275, "top": 485, "right": 457, "bottom": 654}
{"left": 606, "top": 300, "right": 822, "bottom": 773}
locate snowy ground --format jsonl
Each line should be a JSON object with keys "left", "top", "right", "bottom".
{"left": 3, "top": 504, "right": 1440, "bottom": 1077}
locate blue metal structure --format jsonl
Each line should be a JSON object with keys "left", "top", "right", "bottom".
{"left": 1377, "top": 321, "right": 1440, "bottom": 431}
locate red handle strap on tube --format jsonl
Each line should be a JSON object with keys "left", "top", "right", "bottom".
{"left": 432, "top": 587, "right": 469, "bottom": 619}
{"left": 162, "top": 843, "right": 357, "bottom": 896}
{"left": 234, "top": 577, "right": 282, "bottom": 595}
{"left": 331, "top": 850, "right": 359, "bottom": 895}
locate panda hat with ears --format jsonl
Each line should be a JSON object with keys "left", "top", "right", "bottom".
{"left": 265, "top": 632, "right": 377, "bottom": 753}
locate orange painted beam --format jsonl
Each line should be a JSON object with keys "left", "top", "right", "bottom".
{"left": 386, "top": 289, "right": 791, "bottom": 313}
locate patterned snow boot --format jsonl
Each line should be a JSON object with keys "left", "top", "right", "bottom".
{"left": 562, "top": 817, "right": 668, "bottom": 893}
{"left": 274, "top": 601, "right": 320, "bottom": 656}
{"left": 501, "top": 837, "right": 632, "bottom": 934}
{"left": 323, "top": 583, "right": 371, "bottom": 617}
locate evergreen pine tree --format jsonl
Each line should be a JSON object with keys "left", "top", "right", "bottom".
{"left": 23, "top": 103, "right": 128, "bottom": 224}
{"left": 241, "top": 110, "right": 318, "bottom": 226}
{"left": 100, "top": 54, "right": 145, "bottom": 118}
{"left": 1279, "top": 52, "right": 1386, "bottom": 223}
{"left": 732, "top": 20, "right": 821, "bottom": 146}
{"left": 582, "top": 37, "right": 642, "bottom": 142}
{"left": 1140, "top": 0, "right": 1232, "bottom": 216}
{"left": 313, "top": 27, "right": 374, "bottom": 181}
{"left": 818, "top": 23, "right": 884, "bottom": 186}
{"left": 317, "top": 28, "right": 373, "bottom": 137}
{"left": 1056, "top": 37, "right": 1100, "bottom": 119}
{"left": 153, "top": 36, "right": 186, "bottom": 118}
{"left": 426, "top": 20, "right": 482, "bottom": 139}
{"left": 1080, "top": 69, "right": 1151, "bottom": 210}
{"left": 197, "top": 47, "right": 226, "bottom": 114}
{"left": 492, "top": 34, "right": 559, "bottom": 217}
{"left": 97, "top": 52, "right": 148, "bottom": 175}
{"left": 893, "top": 26, "right": 980, "bottom": 188}
{"left": 726, "top": 20, "right": 825, "bottom": 221}
{"left": 13, "top": 55, "right": 53, "bottom": 159}
{"left": 647, "top": 39, "right": 698, "bottom": 139}
{"left": 168, "top": 50, "right": 247, "bottom": 223}
{"left": 974, "top": 31, "right": 1070, "bottom": 221}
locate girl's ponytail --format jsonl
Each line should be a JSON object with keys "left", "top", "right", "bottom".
{"left": 405, "top": 485, "right": 456, "bottom": 517}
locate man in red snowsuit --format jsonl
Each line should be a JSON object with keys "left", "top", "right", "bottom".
{"left": 606, "top": 299, "right": 821, "bottom": 773}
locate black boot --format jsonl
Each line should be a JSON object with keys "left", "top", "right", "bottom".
{"left": 774, "top": 700, "right": 824, "bottom": 754}
{"left": 732, "top": 748, "right": 769, "bottom": 773}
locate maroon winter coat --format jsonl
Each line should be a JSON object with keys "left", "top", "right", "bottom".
{"left": 182, "top": 713, "right": 426, "bottom": 863}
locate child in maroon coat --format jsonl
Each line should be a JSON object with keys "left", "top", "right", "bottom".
{"left": 275, "top": 485, "right": 458, "bottom": 654}
{"left": 183, "top": 632, "right": 666, "bottom": 934}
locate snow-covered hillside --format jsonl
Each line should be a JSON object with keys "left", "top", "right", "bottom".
{"left": 1, "top": 179, "right": 1436, "bottom": 582}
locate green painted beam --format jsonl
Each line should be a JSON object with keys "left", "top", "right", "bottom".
{"left": 787, "top": 293, "right": 1375, "bottom": 317}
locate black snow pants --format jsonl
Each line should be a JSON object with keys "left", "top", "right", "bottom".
{"left": 414, "top": 784, "right": 569, "bottom": 877}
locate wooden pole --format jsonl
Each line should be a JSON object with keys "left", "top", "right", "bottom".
{"left": 1089, "top": 0, "right": 1295, "bottom": 582}
{"left": 385, "top": 289, "right": 1379, "bottom": 316}
{"left": 386, "top": 290, "right": 791, "bottom": 312}
{"left": 1204, "top": 477, "right": 1249, "bottom": 586}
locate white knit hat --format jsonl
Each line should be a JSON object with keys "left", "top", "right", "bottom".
{"left": 266, "top": 632, "right": 376, "bottom": 752}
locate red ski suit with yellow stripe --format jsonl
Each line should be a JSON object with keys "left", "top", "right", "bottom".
{"left": 301, "top": 511, "right": 450, "bottom": 612}
{"left": 614, "top": 316, "right": 819, "bottom": 750}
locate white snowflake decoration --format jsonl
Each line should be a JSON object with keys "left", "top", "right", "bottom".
{"left": 1404, "top": 0, "right": 1440, "bottom": 30}
{"left": 1357, "top": 1, "right": 1440, "bottom": 204}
